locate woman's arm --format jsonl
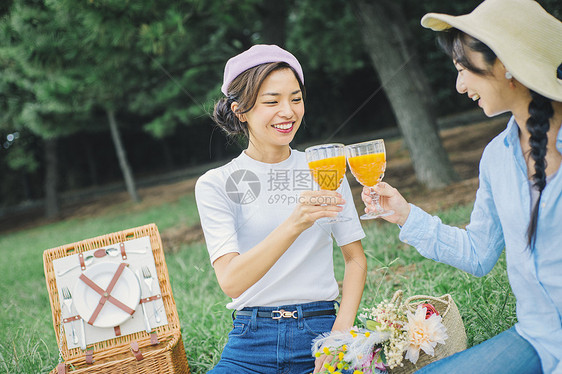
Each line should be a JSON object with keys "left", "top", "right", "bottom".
{"left": 213, "top": 190, "right": 346, "bottom": 299}
{"left": 363, "top": 174, "right": 504, "bottom": 277}
{"left": 332, "top": 240, "right": 367, "bottom": 331}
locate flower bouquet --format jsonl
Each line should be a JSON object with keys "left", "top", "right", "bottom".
{"left": 312, "top": 291, "right": 465, "bottom": 374}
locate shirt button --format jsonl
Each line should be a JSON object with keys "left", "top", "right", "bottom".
{"left": 403, "top": 239, "right": 409, "bottom": 244}
{"left": 541, "top": 202, "right": 546, "bottom": 208}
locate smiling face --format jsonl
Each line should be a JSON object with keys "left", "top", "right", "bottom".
{"left": 453, "top": 48, "right": 515, "bottom": 117}
{"left": 236, "top": 68, "right": 304, "bottom": 161}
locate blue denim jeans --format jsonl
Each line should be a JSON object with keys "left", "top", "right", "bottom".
{"left": 208, "top": 301, "right": 337, "bottom": 374}
{"left": 415, "top": 326, "right": 542, "bottom": 374}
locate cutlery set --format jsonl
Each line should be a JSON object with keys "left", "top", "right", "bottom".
{"left": 55, "top": 241, "right": 164, "bottom": 350}
{"left": 142, "top": 266, "right": 161, "bottom": 323}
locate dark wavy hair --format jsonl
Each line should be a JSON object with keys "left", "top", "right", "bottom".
{"left": 438, "top": 29, "right": 554, "bottom": 249}
{"left": 213, "top": 62, "right": 305, "bottom": 140}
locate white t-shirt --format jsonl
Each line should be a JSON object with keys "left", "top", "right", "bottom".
{"left": 195, "top": 149, "right": 365, "bottom": 310}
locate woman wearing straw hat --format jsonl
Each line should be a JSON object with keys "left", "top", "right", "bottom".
{"left": 362, "top": 0, "right": 562, "bottom": 373}
{"left": 195, "top": 44, "right": 367, "bottom": 373}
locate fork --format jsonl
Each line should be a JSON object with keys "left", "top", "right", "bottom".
{"left": 141, "top": 266, "right": 161, "bottom": 323}
{"left": 61, "top": 287, "right": 78, "bottom": 344}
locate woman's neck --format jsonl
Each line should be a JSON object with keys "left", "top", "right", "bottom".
{"left": 245, "top": 144, "right": 291, "bottom": 164}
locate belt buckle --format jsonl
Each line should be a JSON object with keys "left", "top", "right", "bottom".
{"left": 272, "top": 309, "right": 297, "bottom": 320}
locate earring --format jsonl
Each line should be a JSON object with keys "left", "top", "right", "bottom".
{"left": 505, "top": 71, "right": 513, "bottom": 79}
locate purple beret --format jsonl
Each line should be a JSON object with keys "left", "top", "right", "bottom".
{"left": 221, "top": 44, "right": 304, "bottom": 95}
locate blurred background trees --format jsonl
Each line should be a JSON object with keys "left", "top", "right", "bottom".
{"left": 1, "top": 0, "right": 560, "bottom": 216}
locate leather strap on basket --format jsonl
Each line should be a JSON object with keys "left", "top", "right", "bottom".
{"left": 150, "top": 332, "right": 159, "bottom": 345}
{"left": 56, "top": 363, "right": 67, "bottom": 374}
{"left": 120, "top": 242, "right": 127, "bottom": 260}
{"left": 85, "top": 350, "right": 94, "bottom": 364}
{"left": 114, "top": 325, "right": 122, "bottom": 336}
{"left": 139, "top": 294, "right": 161, "bottom": 304}
{"left": 79, "top": 263, "right": 135, "bottom": 325}
{"left": 79, "top": 253, "right": 86, "bottom": 271}
{"left": 130, "top": 341, "right": 143, "bottom": 361}
{"left": 63, "top": 315, "right": 82, "bottom": 323}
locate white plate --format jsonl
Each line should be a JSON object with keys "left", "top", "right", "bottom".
{"left": 73, "top": 262, "right": 141, "bottom": 328}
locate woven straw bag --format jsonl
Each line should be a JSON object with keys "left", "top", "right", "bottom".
{"left": 389, "top": 290, "right": 467, "bottom": 374}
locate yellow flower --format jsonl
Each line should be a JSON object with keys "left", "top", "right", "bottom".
{"left": 323, "top": 346, "right": 331, "bottom": 355}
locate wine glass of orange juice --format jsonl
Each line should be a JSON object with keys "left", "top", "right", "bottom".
{"left": 345, "top": 139, "right": 394, "bottom": 219}
{"left": 305, "top": 143, "right": 350, "bottom": 223}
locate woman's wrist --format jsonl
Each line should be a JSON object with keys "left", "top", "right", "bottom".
{"left": 397, "top": 203, "right": 411, "bottom": 227}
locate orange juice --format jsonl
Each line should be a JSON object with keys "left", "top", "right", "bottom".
{"left": 308, "top": 155, "right": 346, "bottom": 190}
{"left": 347, "top": 152, "right": 386, "bottom": 187}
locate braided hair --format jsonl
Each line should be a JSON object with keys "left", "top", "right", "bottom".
{"left": 438, "top": 29, "right": 555, "bottom": 249}
{"left": 526, "top": 91, "right": 553, "bottom": 248}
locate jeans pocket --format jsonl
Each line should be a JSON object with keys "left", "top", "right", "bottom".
{"left": 302, "top": 315, "right": 336, "bottom": 337}
{"left": 229, "top": 318, "right": 250, "bottom": 338}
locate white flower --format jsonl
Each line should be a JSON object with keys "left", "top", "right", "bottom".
{"left": 403, "top": 306, "right": 448, "bottom": 364}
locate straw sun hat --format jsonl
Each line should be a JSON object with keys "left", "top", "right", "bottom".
{"left": 421, "top": 0, "right": 562, "bottom": 102}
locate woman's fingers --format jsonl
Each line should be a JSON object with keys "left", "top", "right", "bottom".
{"left": 362, "top": 186, "right": 372, "bottom": 205}
{"left": 371, "top": 182, "right": 411, "bottom": 226}
{"left": 372, "top": 181, "right": 393, "bottom": 196}
{"left": 299, "top": 190, "right": 345, "bottom": 206}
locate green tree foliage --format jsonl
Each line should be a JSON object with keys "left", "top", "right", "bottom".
{"left": 1, "top": 0, "right": 561, "bottom": 209}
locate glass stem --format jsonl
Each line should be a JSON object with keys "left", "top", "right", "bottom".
{"left": 370, "top": 187, "right": 383, "bottom": 213}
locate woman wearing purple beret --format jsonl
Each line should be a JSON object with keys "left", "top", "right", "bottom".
{"left": 362, "top": 0, "right": 562, "bottom": 373}
{"left": 195, "top": 44, "right": 367, "bottom": 373}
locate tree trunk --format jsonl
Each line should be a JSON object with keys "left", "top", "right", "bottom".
{"left": 351, "top": 0, "right": 458, "bottom": 189}
{"left": 258, "top": 2, "right": 288, "bottom": 46}
{"left": 83, "top": 138, "right": 99, "bottom": 186}
{"left": 44, "top": 137, "right": 59, "bottom": 218}
{"left": 159, "top": 138, "right": 174, "bottom": 170}
{"left": 21, "top": 171, "right": 32, "bottom": 200}
{"left": 106, "top": 109, "right": 140, "bottom": 203}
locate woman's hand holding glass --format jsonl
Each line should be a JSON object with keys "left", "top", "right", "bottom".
{"left": 288, "top": 190, "right": 345, "bottom": 232}
{"left": 345, "top": 139, "right": 394, "bottom": 220}
{"left": 361, "top": 182, "right": 411, "bottom": 226}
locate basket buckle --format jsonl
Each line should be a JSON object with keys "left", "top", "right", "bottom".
{"left": 272, "top": 309, "right": 297, "bottom": 319}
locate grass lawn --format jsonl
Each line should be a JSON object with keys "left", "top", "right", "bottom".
{"left": 0, "top": 191, "right": 516, "bottom": 373}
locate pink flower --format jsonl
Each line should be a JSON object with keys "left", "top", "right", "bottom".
{"left": 404, "top": 305, "right": 448, "bottom": 364}
{"left": 420, "top": 303, "right": 439, "bottom": 318}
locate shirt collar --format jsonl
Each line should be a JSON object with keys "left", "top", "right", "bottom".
{"left": 503, "top": 116, "right": 520, "bottom": 149}
{"left": 503, "top": 116, "right": 562, "bottom": 153}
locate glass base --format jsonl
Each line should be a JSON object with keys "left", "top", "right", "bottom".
{"left": 318, "top": 215, "right": 352, "bottom": 224}
{"left": 360, "top": 209, "right": 394, "bottom": 220}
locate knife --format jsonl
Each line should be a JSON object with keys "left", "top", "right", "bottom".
{"left": 79, "top": 317, "right": 87, "bottom": 350}
{"left": 135, "top": 269, "right": 152, "bottom": 333}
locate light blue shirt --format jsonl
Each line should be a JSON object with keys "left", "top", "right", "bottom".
{"left": 400, "top": 116, "right": 562, "bottom": 373}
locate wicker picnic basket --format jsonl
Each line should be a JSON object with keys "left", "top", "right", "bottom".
{"left": 43, "top": 223, "right": 190, "bottom": 373}
{"left": 389, "top": 290, "right": 467, "bottom": 374}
